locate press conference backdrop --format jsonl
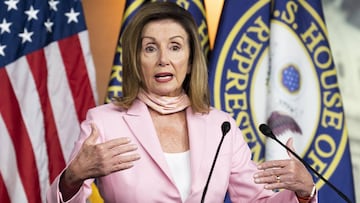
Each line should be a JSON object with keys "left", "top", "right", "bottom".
{"left": 83, "top": 0, "right": 360, "bottom": 202}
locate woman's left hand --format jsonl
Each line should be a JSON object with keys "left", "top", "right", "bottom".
{"left": 253, "top": 137, "right": 314, "bottom": 197}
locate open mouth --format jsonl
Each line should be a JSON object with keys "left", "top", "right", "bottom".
{"left": 155, "top": 73, "right": 173, "bottom": 81}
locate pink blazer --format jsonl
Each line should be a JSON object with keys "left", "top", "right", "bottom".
{"left": 47, "top": 100, "right": 317, "bottom": 203}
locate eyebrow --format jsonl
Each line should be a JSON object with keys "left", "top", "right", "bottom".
{"left": 141, "top": 35, "right": 185, "bottom": 41}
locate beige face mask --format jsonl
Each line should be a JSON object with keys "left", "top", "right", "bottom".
{"left": 137, "top": 88, "right": 190, "bottom": 114}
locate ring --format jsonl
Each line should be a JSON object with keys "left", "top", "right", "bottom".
{"left": 276, "top": 176, "right": 281, "bottom": 183}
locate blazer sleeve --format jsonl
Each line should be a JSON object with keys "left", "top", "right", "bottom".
{"left": 46, "top": 169, "right": 94, "bottom": 203}
{"left": 46, "top": 110, "right": 100, "bottom": 203}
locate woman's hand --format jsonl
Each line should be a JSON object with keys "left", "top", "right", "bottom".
{"left": 253, "top": 138, "right": 314, "bottom": 198}
{"left": 60, "top": 123, "right": 140, "bottom": 200}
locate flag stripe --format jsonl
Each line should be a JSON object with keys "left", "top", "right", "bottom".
{"left": 78, "top": 31, "right": 98, "bottom": 103}
{"left": 0, "top": 68, "right": 42, "bottom": 203}
{"left": 26, "top": 49, "right": 66, "bottom": 182}
{"left": 0, "top": 172, "right": 10, "bottom": 203}
{"left": 58, "top": 34, "right": 96, "bottom": 122}
{"left": 0, "top": 116, "right": 28, "bottom": 203}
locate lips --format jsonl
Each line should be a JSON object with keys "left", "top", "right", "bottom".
{"left": 154, "top": 72, "right": 173, "bottom": 82}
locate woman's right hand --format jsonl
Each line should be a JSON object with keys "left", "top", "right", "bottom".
{"left": 60, "top": 123, "right": 140, "bottom": 199}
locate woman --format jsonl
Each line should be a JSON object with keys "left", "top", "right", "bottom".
{"left": 47, "top": 2, "right": 317, "bottom": 202}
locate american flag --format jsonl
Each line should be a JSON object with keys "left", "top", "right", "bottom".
{"left": 0, "top": 0, "right": 97, "bottom": 203}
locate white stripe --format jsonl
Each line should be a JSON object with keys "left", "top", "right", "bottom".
{"left": 79, "top": 31, "right": 99, "bottom": 105}
{"left": 44, "top": 41, "right": 81, "bottom": 162}
{"left": 6, "top": 59, "right": 49, "bottom": 203}
{"left": 0, "top": 116, "right": 29, "bottom": 203}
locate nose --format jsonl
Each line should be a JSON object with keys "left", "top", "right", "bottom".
{"left": 158, "top": 48, "right": 170, "bottom": 67}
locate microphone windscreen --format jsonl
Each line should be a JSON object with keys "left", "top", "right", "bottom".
{"left": 259, "top": 124, "right": 275, "bottom": 139}
{"left": 221, "top": 121, "right": 231, "bottom": 136}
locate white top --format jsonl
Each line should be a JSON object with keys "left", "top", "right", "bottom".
{"left": 164, "top": 151, "right": 191, "bottom": 202}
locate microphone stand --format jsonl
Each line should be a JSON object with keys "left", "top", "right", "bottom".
{"left": 259, "top": 124, "right": 352, "bottom": 203}
{"left": 201, "top": 122, "right": 230, "bottom": 203}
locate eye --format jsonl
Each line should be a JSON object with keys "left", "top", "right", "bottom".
{"left": 170, "top": 44, "right": 181, "bottom": 51}
{"left": 144, "top": 45, "right": 156, "bottom": 53}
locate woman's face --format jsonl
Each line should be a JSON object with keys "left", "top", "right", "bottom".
{"left": 140, "top": 19, "right": 190, "bottom": 97}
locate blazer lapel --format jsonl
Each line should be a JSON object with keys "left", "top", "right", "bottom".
{"left": 123, "top": 100, "right": 173, "bottom": 182}
{"left": 186, "top": 108, "right": 208, "bottom": 191}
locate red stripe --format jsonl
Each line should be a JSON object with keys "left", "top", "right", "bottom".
{"left": 58, "top": 34, "right": 96, "bottom": 122}
{"left": 26, "top": 50, "right": 66, "bottom": 182}
{"left": 0, "top": 173, "right": 10, "bottom": 203}
{"left": 0, "top": 68, "right": 42, "bottom": 203}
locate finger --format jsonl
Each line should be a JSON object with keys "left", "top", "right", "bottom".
{"left": 254, "top": 167, "right": 287, "bottom": 178}
{"left": 254, "top": 174, "right": 279, "bottom": 184}
{"left": 108, "top": 143, "right": 138, "bottom": 158}
{"left": 285, "top": 137, "right": 296, "bottom": 159}
{"left": 111, "top": 153, "right": 141, "bottom": 172}
{"left": 113, "top": 162, "right": 135, "bottom": 171}
{"left": 87, "top": 123, "right": 100, "bottom": 144}
{"left": 257, "top": 159, "right": 289, "bottom": 170}
{"left": 264, "top": 181, "right": 284, "bottom": 190}
{"left": 102, "top": 137, "right": 132, "bottom": 150}
{"left": 117, "top": 153, "right": 141, "bottom": 163}
{"left": 254, "top": 173, "right": 290, "bottom": 186}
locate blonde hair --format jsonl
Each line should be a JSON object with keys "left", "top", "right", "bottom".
{"left": 114, "top": 2, "right": 210, "bottom": 113}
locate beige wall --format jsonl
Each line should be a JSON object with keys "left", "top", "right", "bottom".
{"left": 82, "top": 0, "right": 223, "bottom": 104}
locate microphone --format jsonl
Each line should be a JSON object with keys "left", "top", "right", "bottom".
{"left": 201, "top": 121, "right": 231, "bottom": 203}
{"left": 259, "top": 123, "right": 352, "bottom": 203}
